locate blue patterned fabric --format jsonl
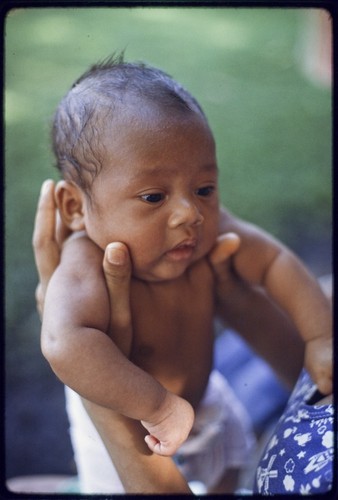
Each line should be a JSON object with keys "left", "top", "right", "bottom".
{"left": 254, "top": 370, "right": 334, "bottom": 495}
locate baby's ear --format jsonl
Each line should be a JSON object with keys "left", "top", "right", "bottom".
{"left": 55, "top": 180, "right": 86, "bottom": 232}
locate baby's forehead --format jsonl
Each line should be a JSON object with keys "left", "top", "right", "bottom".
{"left": 96, "top": 96, "right": 209, "bottom": 146}
{"left": 96, "top": 104, "right": 215, "bottom": 177}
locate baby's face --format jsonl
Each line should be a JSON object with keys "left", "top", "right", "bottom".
{"left": 83, "top": 110, "right": 220, "bottom": 282}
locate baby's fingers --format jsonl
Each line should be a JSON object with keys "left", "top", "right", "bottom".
{"left": 144, "top": 435, "right": 175, "bottom": 457}
{"left": 306, "top": 337, "right": 332, "bottom": 395}
{"left": 312, "top": 360, "right": 332, "bottom": 396}
{"left": 316, "top": 376, "right": 332, "bottom": 397}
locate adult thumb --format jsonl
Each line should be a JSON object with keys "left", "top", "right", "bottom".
{"left": 103, "top": 242, "right": 132, "bottom": 329}
{"left": 104, "top": 242, "right": 131, "bottom": 276}
{"left": 209, "top": 233, "right": 240, "bottom": 269}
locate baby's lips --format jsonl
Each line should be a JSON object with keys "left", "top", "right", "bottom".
{"left": 171, "top": 238, "right": 197, "bottom": 251}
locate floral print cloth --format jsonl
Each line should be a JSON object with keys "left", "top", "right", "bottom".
{"left": 254, "top": 369, "right": 334, "bottom": 495}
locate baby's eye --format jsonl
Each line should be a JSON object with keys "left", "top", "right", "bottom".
{"left": 140, "top": 193, "right": 165, "bottom": 204}
{"left": 196, "top": 186, "right": 215, "bottom": 197}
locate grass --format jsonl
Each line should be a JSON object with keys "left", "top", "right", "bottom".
{"left": 5, "top": 6, "right": 332, "bottom": 339}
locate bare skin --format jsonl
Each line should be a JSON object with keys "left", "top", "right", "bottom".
{"left": 33, "top": 181, "right": 331, "bottom": 494}
{"left": 33, "top": 109, "right": 331, "bottom": 494}
{"left": 34, "top": 183, "right": 240, "bottom": 493}
{"left": 216, "top": 213, "right": 332, "bottom": 395}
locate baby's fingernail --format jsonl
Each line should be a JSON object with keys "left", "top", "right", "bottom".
{"left": 107, "top": 244, "right": 126, "bottom": 265}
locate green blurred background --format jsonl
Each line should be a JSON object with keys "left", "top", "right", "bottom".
{"left": 5, "top": 6, "right": 332, "bottom": 480}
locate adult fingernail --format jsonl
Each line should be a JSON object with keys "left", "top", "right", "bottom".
{"left": 107, "top": 244, "right": 126, "bottom": 265}
{"left": 41, "top": 179, "right": 53, "bottom": 195}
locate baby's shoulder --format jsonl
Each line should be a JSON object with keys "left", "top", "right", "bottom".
{"left": 219, "top": 207, "right": 281, "bottom": 247}
{"left": 47, "top": 232, "right": 110, "bottom": 333}
{"left": 60, "top": 231, "right": 104, "bottom": 274}
{"left": 63, "top": 231, "right": 102, "bottom": 255}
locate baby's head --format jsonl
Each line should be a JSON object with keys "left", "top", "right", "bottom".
{"left": 53, "top": 54, "right": 220, "bottom": 281}
{"left": 52, "top": 53, "right": 206, "bottom": 196}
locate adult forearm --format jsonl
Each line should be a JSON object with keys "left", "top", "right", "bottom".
{"left": 82, "top": 399, "right": 192, "bottom": 494}
{"left": 216, "top": 279, "right": 304, "bottom": 389}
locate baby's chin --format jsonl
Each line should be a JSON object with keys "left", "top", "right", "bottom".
{"left": 132, "top": 266, "right": 189, "bottom": 284}
{"left": 132, "top": 251, "right": 210, "bottom": 284}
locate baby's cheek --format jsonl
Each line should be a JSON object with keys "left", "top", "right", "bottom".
{"left": 205, "top": 224, "right": 219, "bottom": 251}
{"left": 128, "top": 246, "right": 157, "bottom": 276}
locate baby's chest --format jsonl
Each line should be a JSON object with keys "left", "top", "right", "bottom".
{"left": 130, "top": 263, "right": 215, "bottom": 365}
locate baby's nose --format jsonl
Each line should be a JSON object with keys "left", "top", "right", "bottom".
{"left": 168, "top": 199, "right": 204, "bottom": 228}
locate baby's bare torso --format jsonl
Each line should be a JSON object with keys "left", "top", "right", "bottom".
{"left": 128, "top": 259, "right": 216, "bottom": 409}
{"left": 64, "top": 233, "right": 216, "bottom": 410}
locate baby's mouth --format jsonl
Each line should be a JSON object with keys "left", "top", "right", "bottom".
{"left": 165, "top": 239, "right": 197, "bottom": 262}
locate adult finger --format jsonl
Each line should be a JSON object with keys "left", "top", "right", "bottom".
{"left": 209, "top": 233, "right": 240, "bottom": 267}
{"left": 103, "top": 242, "right": 133, "bottom": 338}
{"left": 32, "top": 179, "right": 61, "bottom": 288}
{"left": 56, "top": 209, "right": 72, "bottom": 247}
{"left": 35, "top": 283, "right": 44, "bottom": 320}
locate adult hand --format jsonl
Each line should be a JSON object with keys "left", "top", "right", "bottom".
{"left": 32, "top": 180, "right": 191, "bottom": 456}
{"left": 32, "top": 180, "right": 69, "bottom": 318}
{"left": 102, "top": 244, "right": 194, "bottom": 455}
{"left": 208, "top": 231, "right": 242, "bottom": 324}
{"left": 102, "top": 242, "right": 133, "bottom": 356}
{"left": 209, "top": 232, "right": 241, "bottom": 280}
{"left": 208, "top": 230, "right": 304, "bottom": 389}
{"left": 32, "top": 180, "right": 134, "bottom": 348}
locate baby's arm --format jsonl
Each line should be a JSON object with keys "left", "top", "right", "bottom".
{"left": 220, "top": 211, "right": 332, "bottom": 394}
{"left": 261, "top": 240, "right": 332, "bottom": 395}
{"left": 41, "top": 234, "right": 194, "bottom": 456}
{"left": 82, "top": 399, "right": 192, "bottom": 493}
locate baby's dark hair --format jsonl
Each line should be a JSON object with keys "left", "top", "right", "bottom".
{"left": 52, "top": 53, "right": 206, "bottom": 194}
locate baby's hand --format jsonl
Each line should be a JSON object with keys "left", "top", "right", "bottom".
{"left": 305, "top": 335, "right": 332, "bottom": 395}
{"left": 141, "top": 391, "right": 194, "bottom": 457}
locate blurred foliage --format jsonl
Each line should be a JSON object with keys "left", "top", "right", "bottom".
{"left": 5, "top": 7, "right": 331, "bottom": 336}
